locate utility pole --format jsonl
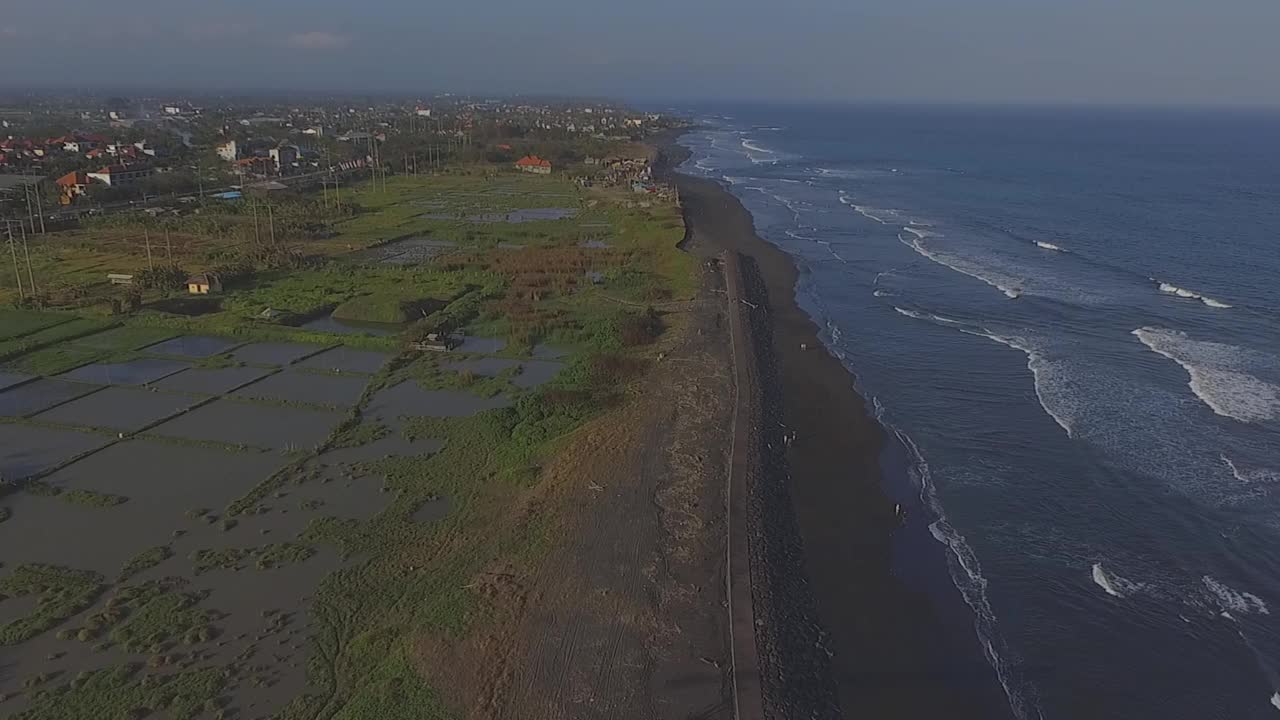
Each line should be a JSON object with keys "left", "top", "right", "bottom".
{"left": 252, "top": 197, "right": 261, "bottom": 247}
{"left": 165, "top": 227, "right": 173, "bottom": 263}
{"left": 268, "top": 203, "right": 276, "bottom": 248}
{"left": 144, "top": 227, "right": 154, "bottom": 270}
{"left": 33, "top": 183, "right": 46, "bottom": 234}
{"left": 7, "top": 221, "right": 25, "bottom": 299}
{"left": 24, "top": 184, "right": 36, "bottom": 232}
{"left": 19, "top": 220, "right": 35, "bottom": 295}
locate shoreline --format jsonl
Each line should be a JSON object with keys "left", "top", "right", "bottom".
{"left": 659, "top": 129, "right": 1006, "bottom": 719}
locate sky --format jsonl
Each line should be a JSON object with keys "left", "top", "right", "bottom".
{"left": 3, "top": 0, "right": 1280, "bottom": 106}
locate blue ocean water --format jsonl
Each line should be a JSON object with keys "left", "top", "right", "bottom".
{"left": 675, "top": 105, "right": 1280, "bottom": 719}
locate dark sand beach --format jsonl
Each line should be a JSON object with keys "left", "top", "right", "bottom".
{"left": 659, "top": 133, "right": 999, "bottom": 720}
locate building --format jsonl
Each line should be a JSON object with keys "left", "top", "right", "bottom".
{"left": 86, "top": 165, "right": 154, "bottom": 187}
{"left": 187, "top": 273, "right": 222, "bottom": 294}
{"left": 215, "top": 140, "right": 239, "bottom": 162}
{"left": 515, "top": 155, "right": 552, "bottom": 174}
{"left": 56, "top": 171, "right": 91, "bottom": 202}
{"left": 268, "top": 145, "right": 298, "bottom": 173}
{"left": 163, "top": 105, "right": 184, "bottom": 115}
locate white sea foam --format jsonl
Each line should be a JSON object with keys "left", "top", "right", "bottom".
{"left": 1091, "top": 563, "right": 1145, "bottom": 598}
{"left": 892, "top": 307, "right": 967, "bottom": 327}
{"left": 1133, "top": 327, "right": 1280, "bottom": 423}
{"left": 1221, "top": 455, "right": 1280, "bottom": 484}
{"left": 837, "top": 193, "right": 903, "bottom": 225}
{"left": 897, "top": 431, "right": 1035, "bottom": 720}
{"left": 1203, "top": 576, "right": 1269, "bottom": 616}
{"left": 739, "top": 138, "right": 780, "bottom": 164}
{"left": 899, "top": 230, "right": 1025, "bottom": 299}
{"left": 872, "top": 289, "right": 890, "bottom": 298}
{"left": 1156, "top": 281, "right": 1232, "bottom": 308}
{"left": 1271, "top": 692, "right": 1280, "bottom": 711}
{"left": 968, "top": 331, "right": 1074, "bottom": 436}
{"left": 1034, "top": 241, "right": 1066, "bottom": 252}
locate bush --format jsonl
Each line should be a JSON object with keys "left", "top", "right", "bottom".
{"left": 617, "top": 307, "right": 663, "bottom": 347}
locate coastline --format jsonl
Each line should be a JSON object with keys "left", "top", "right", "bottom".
{"left": 659, "top": 130, "right": 1003, "bottom": 719}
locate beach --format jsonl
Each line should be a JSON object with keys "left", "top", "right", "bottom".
{"left": 661, "top": 133, "right": 1000, "bottom": 720}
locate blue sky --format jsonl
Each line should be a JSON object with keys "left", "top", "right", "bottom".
{"left": 2, "top": 0, "right": 1279, "bottom": 105}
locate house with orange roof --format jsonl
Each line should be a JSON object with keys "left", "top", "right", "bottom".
{"left": 515, "top": 155, "right": 552, "bottom": 175}
{"left": 56, "top": 171, "right": 92, "bottom": 203}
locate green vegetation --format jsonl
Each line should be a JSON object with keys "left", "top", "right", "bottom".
{"left": 0, "top": 310, "right": 75, "bottom": 342}
{"left": 117, "top": 546, "right": 173, "bottom": 582}
{"left": 69, "top": 326, "right": 176, "bottom": 351}
{"left": 190, "top": 542, "right": 316, "bottom": 574}
{"left": 104, "top": 583, "right": 216, "bottom": 652}
{"left": 0, "top": 317, "right": 118, "bottom": 372}
{"left": 59, "top": 490, "right": 128, "bottom": 508}
{"left": 8, "top": 664, "right": 227, "bottom": 720}
{"left": 329, "top": 420, "right": 390, "bottom": 450}
{"left": 332, "top": 293, "right": 430, "bottom": 324}
{"left": 0, "top": 149, "right": 691, "bottom": 719}
{"left": 0, "top": 564, "right": 105, "bottom": 645}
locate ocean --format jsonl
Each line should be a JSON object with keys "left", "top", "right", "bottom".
{"left": 673, "top": 104, "right": 1280, "bottom": 719}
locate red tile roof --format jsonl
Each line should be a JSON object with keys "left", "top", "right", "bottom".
{"left": 57, "top": 171, "right": 90, "bottom": 187}
{"left": 515, "top": 155, "right": 551, "bottom": 168}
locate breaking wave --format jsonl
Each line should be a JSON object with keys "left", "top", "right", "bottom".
{"left": 1092, "top": 563, "right": 1145, "bottom": 598}
{"left": 1221, "top": 455, "right": 1280, "bottom": 484}
{"left": 897, "top": 431, "right": 1038, "bottom": 720}
{"left": 740, "top": 138, "right": 779, "bottom": 164}
{"left": 1156, "top": 281, "right": 1232, "bottom": 309}
{"left": 899, "top": 229, "right": 1024, "bottom": 299}
{"left": 837, "top": 193, "right": 900, "bottom": 224}
{"left": 1203, "top": 576, "right": 1269, "bottom": 616}
{"left": 1034, "top": 241, "right": 1066, "bottom": 252}
{"left": 1133, "top": 327, "right": 1280, "bottom": 423}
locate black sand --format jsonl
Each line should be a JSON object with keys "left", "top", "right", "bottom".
{"left": 674, "top": 162, "right": 998, "bottom": 719}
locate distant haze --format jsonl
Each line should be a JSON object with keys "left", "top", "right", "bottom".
{"left": 3, "top": 0, "right": 1279, "bottom": 105}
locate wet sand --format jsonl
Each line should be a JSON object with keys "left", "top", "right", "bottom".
{"left": 667, "top": 139, "right": 997, "bottom": 719}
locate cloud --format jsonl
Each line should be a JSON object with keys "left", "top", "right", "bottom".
{"left": 285, "top": 31, "right": 351, "bottom": 50}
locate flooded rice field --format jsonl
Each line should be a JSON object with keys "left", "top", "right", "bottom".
{"left": 300, "top": 313, "right": 403, "bottom": 337}
{"left": 0, "top": 372, "right": 32, "bottom": 391}
{"left": 0, "top": 378, "right": 99, "bottom": 417}
{"left": 58, "top": 358, "right": 191, "bottom": 385}
{"left": 297, "top": 347, "right": 390, "bottom": 375}
{"left": 0, "top": 330, "right": 555, "bottom": 717}
{"left": 152, "top": 366, "right": 272, "bottom": 395}
{"left": 230, "top": 342, "right": 326, "bottom": 366}
{"left": 357, "top": 237, "right": 458, "bottom": 266}
{"left": 0, "top": 423, "right": 109, "bottom": 480}
{"left": 35, "top": 386, "right": 200, "bottom": 432}
{"left": 231, "top": 370, "right": 369, "bottom": 408}
{"left": 143, "top": 335, "right": 239, "bottom": 358}
{"left": 147, "top": 399, "right": 344, "bottom": 451}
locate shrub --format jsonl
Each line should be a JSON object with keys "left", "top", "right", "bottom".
{"left": 617, "top": 307, "right": 662, "bottom": 347}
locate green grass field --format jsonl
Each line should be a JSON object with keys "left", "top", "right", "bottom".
{"left": 0, "top": 156, "right": 691, "bottom": 719}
